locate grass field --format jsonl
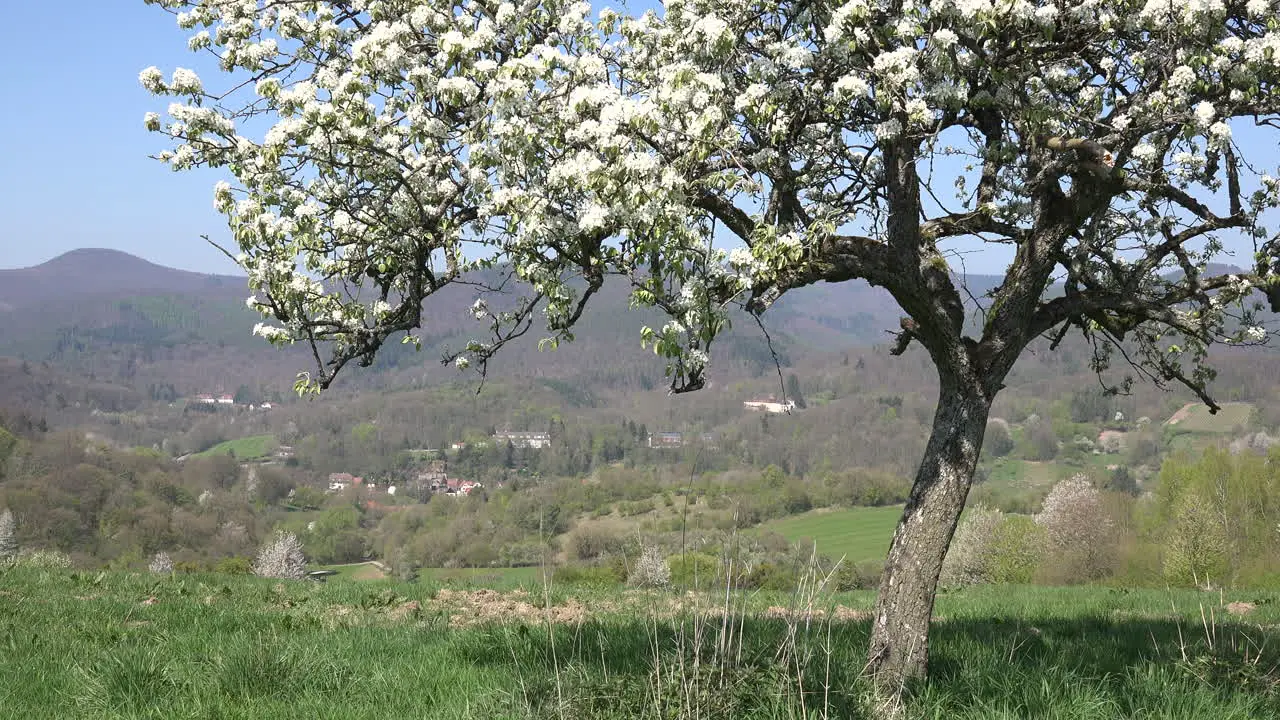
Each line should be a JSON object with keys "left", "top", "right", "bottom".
{"left": 418, "top": 566, "right": 545, "bottom": 588}
{"left": 1164, "top": 401, "right": 1255, "bottom": 434}
{"left": 317, "top": 564, "right": 545, "bottom": 588}
{"left": 315, "top": 562, "right": 389, "bottom": 581}
{"left": 2, "top": 567, "right": 1278, "bottom": 718}
{"left": 756, "top": 505, "right": 902, "bottom": 563}
{"left": 194, "top": 434, "right": 276, "bottom": 460}
{"left": 973, "top": 456, "right": 1115, "bottom": 512}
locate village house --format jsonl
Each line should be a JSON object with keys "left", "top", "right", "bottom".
{"left": 327, "top": 472, "right": 363, "bottom": 492}
{"left": 438, "top": 477, "right": 483, "bottom": 496}
{"left": 413, "top": 459, "right": 448, "bottom": 487}
{"left": 493, "top": 431, "right": 551, "bottom": 449}
{"left": 217, "top": 394, "right": 235, "bottom": 405}
{"left": 648, "top": 431, "right": 684, "bottom": 449}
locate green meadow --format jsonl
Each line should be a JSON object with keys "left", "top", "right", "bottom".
{"left": 193, "top": 434, "right": 277, "bottom": 461}
{"left": 3, "top": 566, "right": 1277, "bottom": 719}
{"left": 756, "top": 505, "right": 902, "bottom": 563}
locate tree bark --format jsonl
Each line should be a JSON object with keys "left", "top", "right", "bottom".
{"left": 866, "top": 375, "right": 991, "bottom": 703}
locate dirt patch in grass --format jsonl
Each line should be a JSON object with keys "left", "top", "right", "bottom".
{"left": 347, "top": 563, "right": 387, "bottom": 581}
{"left": 1226, "top": 601, "right": 1257, "bottom": 616}
{"left": 763, "top": 605, "right": 870, "bottom": 622}
{"left": 1166, "top": 403, "right": 1197, "bottom": 425}
{"left": 435, "top": 588, "right": 588, "bottom": 627}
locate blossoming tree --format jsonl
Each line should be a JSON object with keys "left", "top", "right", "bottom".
{"left": 143, "top": 0, "right": 1280, "bottom": 698}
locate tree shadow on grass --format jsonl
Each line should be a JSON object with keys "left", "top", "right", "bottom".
{"left": 451, "top": 612, "right": 1280, "bottom": 719}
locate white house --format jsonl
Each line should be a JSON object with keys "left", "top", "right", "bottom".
{"left": 494, "top": 431, "right": 551, "bottom": 449}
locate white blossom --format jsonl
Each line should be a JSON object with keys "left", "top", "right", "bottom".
{"left": 875, "top": 118, "right": 903, "bottom": 140}
{"left": 1132, "top": 143, "right": 1160, "bottom": 164}
{"left": 833, "top": 74, "right": 870, "bottom": 98}
{"left": 252, "top": 531, "right": 307, "bottom": 580}
{"left": 931, "top": 29, "right": 959, "bottom": 49}
{"left": 1193, "top": 101, "right": 1217, "bottom": 128}
{"left": 1208, "top": 121, "right": 1232, "bottom": 148}
{"left": 628, "top": 544, "right": 671, "bottom": 588}
{"left": 149, "top": 552, "right": 174, "bottom": 574}
{"left": 169, "top": 68, "right": 203, "bottom": 95}
{"left": 138, "top": 66, "right": 165, "bottom": 93}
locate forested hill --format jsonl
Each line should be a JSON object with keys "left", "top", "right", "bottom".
{"left": 0, "top": 248, "right": 246, "bottom": 308}
{"left": 0, "top": 248, "right": 1005, "bottom": 397}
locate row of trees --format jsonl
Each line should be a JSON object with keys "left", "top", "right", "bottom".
{"left": 947, "top": 447, "right": 1280, "bottom": 590}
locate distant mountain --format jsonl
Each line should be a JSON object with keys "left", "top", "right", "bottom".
{"left": 0, "top": 249, "right": 281, "bottom": 392}
{"left": 0, "top": 248, "right": 246, "bottom": 309}
{"left": 0, "top": 248, "right": 1009, "bottom": 396}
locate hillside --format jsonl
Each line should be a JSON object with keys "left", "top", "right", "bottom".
{"left": 0, "top": 249, "right": 1002, "bottom": 397}
{"left": 0, "top": 248, "right": 246, "bottom": 309}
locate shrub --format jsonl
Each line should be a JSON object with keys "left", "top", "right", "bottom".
{"left": 1021, "top": 418, "right": 1060, "bottom": 461}
{"left": 1035, "top": 475, "right": 1114, "bottom": 583}
{"left": 553, "top": 563, "right": 625, "bottom": 589}
{"left": 667, "top": 552, "right": 723, "bottom": 588}
{"left": 17, "top": 549, "right": 72, "bottom": 569}
{"left": 148, "top": 552, "right": 174, "bottom": 574}
{"left": 568, "top": 526, "right": 627, "bottom": 561}
{"left": 0, "top": 508, "right": 16, "bottom": 561}
{"left": 1162, "top": 492, "right": 1229, "bottom": 587}
{"left": 390, "top": 547, "right": 418, "bottom": 582}
{"left": 215, "top": 557, "right": 252, "bottom": 575}
{"left": 619, "top": 499, "right": 655, "bottom": 517}
{"left": 986, "top": 515, "right": 1044, "bottom": 584}
{"left": 743, "top": 561, "right": 800, "bottom": 591}
{"left": 834, "top": 559, "right": 884, "bottom": 591}
{"left": 983, "top": 418, "right": 1015, "bottom": 458}
{"left": 627, "top": 545, "right": 671, "bottom": 589}
{"left": 252, "top": 531, "right": 308, "bottom": 580}
{"left": 941, "top": 505, "right": 1005, "bottom": 586}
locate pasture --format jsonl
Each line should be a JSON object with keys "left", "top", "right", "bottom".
{"left": 2, "top": 566, "right": 1278, "bottom": 719}
{"left": 756, "top": 505, "right": 902, "bottom": 563}
{"left": 193, "top": 434, "right": 277, "bottom": 461}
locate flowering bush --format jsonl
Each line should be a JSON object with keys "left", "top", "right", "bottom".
{"left": 627, "top": 545, "right": 672, "bottom": 589}
{"left": 252, "top": 531, "right": 308, "bottom": 580}
{"left": 149, "top": 551, "right": 175, "bottom": 575}
{"left": 17, "top": 549, "right": 72, "bottom": 570}
{"left": 941, "top": 505, "right": 1004, "bottom": 586}
{"left": 1035, "top": 475, "right": 1114, "bottom": 582}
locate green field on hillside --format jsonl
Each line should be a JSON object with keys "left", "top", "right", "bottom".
{"left": 314, "top": 562, "right": 389, "bottom": 581}
{"left": 419, "top": 566, "right": 545, "bottom": 587}
{"left": 194, "top": 434, "right": 276, "bottom": 460}
{"left": 317, "top": 564, "right": 545, "bottom": 588}
{"left": 757, "top": 505, "right": 902, "bottom": 563}
{"left": 1164, "top": 401, "right": 1255, "bottom": 434}
{"left": 3, "top": 567, "right": 1279, "bottom": 719}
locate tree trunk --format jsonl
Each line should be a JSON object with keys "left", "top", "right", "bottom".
{"left": 867, "top": 377, "right": 991, "bottom": 702}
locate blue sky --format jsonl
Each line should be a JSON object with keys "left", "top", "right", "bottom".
{"left": 0, "top": 4, "right": 1269, "bottom": 278}
{"left": 0, "top": 3, "right": 239, "bottom": 274}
